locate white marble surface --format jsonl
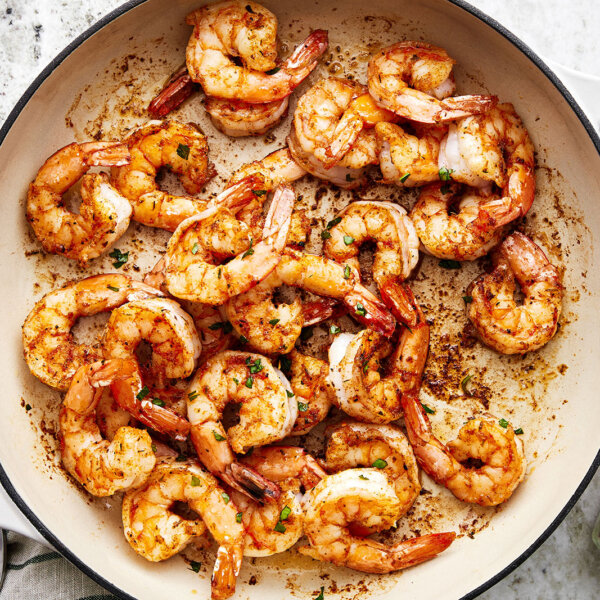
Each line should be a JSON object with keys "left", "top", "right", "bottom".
{"left": 0, "top": 0, "right": 599, "bottom": 598}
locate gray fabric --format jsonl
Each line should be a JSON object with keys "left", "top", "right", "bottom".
{"left": 0, "top": 533, "right": 118, "bottom": 600}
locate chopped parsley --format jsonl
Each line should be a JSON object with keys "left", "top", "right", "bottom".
{"left": 461, "top": 374, "right": 473, "bottom": 396}
{"left": 269, "top": 318, "right": 280, "bottom": 325}
{"left": 212, "top": 430, "right": 226, "bottom": 442}
{"left": 191, "top": 242, "right": 199, "bottom": 255}
{"left": 400, "top": 173, "right": 410, "bottom": 183}
{"left": 190, "top": 475, "right": 201, "bottom": 487}
{"left": 279, "top": 505, "right": 292, "bottom": 521}
{"left": 343, "top": 235, "right": 355, "bottom": 246}
{"left": 176, "top": 144, "right": 190, "bottom": 160}
{"left": 266, "top": 67, "right": 281, "bottom": 75}
{"left": 151, "top": 398, "right": 166, "bottom": 407}
{"left": 236, "top": 512, "right": 243, "bottom": 523}
{"left": 499, "top": 418, "right": 509, "bottom": 429}
{"left": 274, "top": 521, "right": 286, "bottom": 533}
{"left": 241, "top": 238, "right": 254, "bottom": 259}
{"left": 188, "top": 390, "right": 199, "bottom": 401}
{"left": 108, "top": 248, "right": 129, "bottom": 268}
{"left": 188, "top": 560, "right": 201, "bottom": 573}
{"left": 222, "top": 492, "right": 230, "bottom": 504}
{"left": 286, "top": 390, "right": 295, "bottom": 398}
{"left": 248, "top": 358, "right": 263, "bottom": 374}
{"left": 252, "top": 189, "right": 267, "bottom": 197}
{"left": 208, "top": 321, "right": 233, "bottom": 334}
{"left": 355, "top": 302, "right": 367, "bottom": 317}
{"left": 107, "top": 285, "right": 120, "bottom": 292}
{"left": 315, "top": 586, "right": 325, "bottom": 600}
{"left": 330, "top": 324, "right": 341, "bottom": 335}
{"left": 421, "top": 403, "right": 435, "bottom": 415}
{"left": 463, "top": 295, "right": 473, "bottom": 304}
{"left": 136, "top": 386, "right": 150, "bottom": 401}
{"left": 438, "top": 166, "right": 454, "bottom": 181}
{"left": 239, "top": 335, "right": 249, "bottom": 345}
{"left": 297, "top": 401, "right": 308, "bottom": 412}
{"left": 514, "top": 427, "right": 524, "bottom": 435}
{"left": 245, "top": 376, "right": 253, "bottom": 388}
{"left": 372, "top": 458, "right": 387, "bottom": 469}
{"left": 343, "top": 264, "right": 351, "bottom": 279}
{"left": 439, "top": 259, "right": 461, "bottom": 269}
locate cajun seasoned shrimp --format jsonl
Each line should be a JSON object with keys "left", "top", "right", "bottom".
{"left": 110, "top": 120, "right": 215, "bottom": 231}
{"left": 410, "top": 182, "right": 509, "bottom": 260}
{"left": 59, "top": 359, "right": 156, "bottom": 496}
{"left": 26, "top": 141, "right": 132, "bottom": 263}
{"left": 467, "top": 232, "right": 562, "bottom": 354}
{"left": 324, "top": 421, "right": 421, "bottom": 518}
{"left": 185, "top": 1, "right": 328, "bottom": 103}
{"left": 368, "top": 41, "right": 497, "bottom": 123}
{"left": 327, "top": 285, "right": 429, "bottom": 423}
{"left": 322, "top": 201, "right": 420, "bottom": 291}
{"left": 300, "top": 469, "right": 455, "bottom": 573}
{"left": 231, "top": 446, "right": 326, "bottom": 556}
{"left": 122, "top": 458, "right": 244, "bottom": 600}
{"left": 402, "top": 395, "right": 526, "bottom": 506}
{"left": 22, "top": 274, "right": 164, "bottom": 390}
{"left": 438, "top": 103, "right": 535, "bottom": 226}
{"left": 187, "top": 350, "right": 297, "bottom": 501}
{"left": 165, "top": 185, "right": 294, "bottom": 304}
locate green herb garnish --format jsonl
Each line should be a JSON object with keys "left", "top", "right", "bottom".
{"left": 108, "top": 248, "right": 129, "bottom": 268}
{"left": 372, "top": 458, "right": 387, "bottom": 469}
{"left": 177, "top": 144, "right": 190, "bottom": 160}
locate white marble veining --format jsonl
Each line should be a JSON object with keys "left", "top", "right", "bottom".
{"left": 0, "top": 0, "right": 599, "bottom": 598}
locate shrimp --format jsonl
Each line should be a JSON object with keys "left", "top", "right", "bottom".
{"left": 438, "top": 103, "right": 535, "bottom": 226}
{"left": 185, "top": 1, "right": 328, "bottom": 103}
{"left": 122, "top": 458, "right": 244, "bottom": 600}
{"left": 164, "top": 184, "right": 294, "bottom": 304}
{"left": 467, "top": 232, "right": 562, "bottom": 354}
{"left": 59, "top": 359, "right": 156, "bottom": 496}
{"left": 26, "top": 141, "right": 132, "bottom": 263}
{"left": 110, "top": 120, "right": 215, "bottom": 231}
{"left": 367, "top": 41, "right": 497, "bottom": 123}
{"left": 322, "top": 201, "right": 420, "bottom": 292}
{"left": 410, "top": 182, "right": 509, "bottom": 260}
{"left": 327, "top": 285, "right": 429, "bottom": 423}
{"left": 324, "top": 421, "right": 421, "bottom": 518}
{"left": 401, "top": 395, "right": 526, "bottom": 506}
{"left": 230, "top": 446, "right": 326, "bottom": 556}
{"left": 300, "top": 469, "right": 456, "bottom": 573}
{"left": 288, "top": 350, "right": 334, "bottom": 435}
{"left": 22, "top": 274, "right": 164, "bottom": 391}
{"left": 187, "top": 350, "right": 297, "bottom": 502}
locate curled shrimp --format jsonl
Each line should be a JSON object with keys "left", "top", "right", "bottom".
{"left": 300, "top": 469, "right": 455, "bottom": 573}
{"left": 467, "top": 232, "right": 562, "bottom": 354}
{"left": 368, "top": 41, "right": 497, "bottom": 123}
{"left": 438, "top": 103, "right": 535, "bottom": 226}
{"left": 22, "top": 274, "right": 164, "bottom": 390}
{"left": 164, "top": 184, "right": 294, "bottom": 304}
{"left": 186, "top": 1, "right": 328, "bottom": 103}
{"left": 122, "top": 458, "right": 244, "bottom": 600}
{"left": 110, "top": 120, "right": 215, "bottom": 231}
{"left": 324, "top": 421, "right": 421, "bottom": 519}
{"left": 187, "top": 350, "right": 297, "bottom": 502}
{"left": 402, "top": 395, "right": 526, "bottom": 506}
{"left": 59, "top": 359, "right": 156, "bottom": 496}
{"left": 410, "top": 182, "right": 509, "bottom": 260}
{"left": 26, "top": 141, "right": 132, "bottom": 263}
{"left": 230, "top": 446, "right": 326, "bottom": 556}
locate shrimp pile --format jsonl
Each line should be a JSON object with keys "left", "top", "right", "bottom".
{"left": 21, "top": 1, "right": 568, "bottom": 598}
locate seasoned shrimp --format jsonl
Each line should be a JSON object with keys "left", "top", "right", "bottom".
{"left": 327, "top": 285, "right": 429, "bottom": 423}
{"left": 187, "top": 350, "right": 297, "bottom": 501}
{"left": 322, "top": 201, "right": 420, "bottom": 291}
{"left": 22, "top": 274, "right": 164, "bottom": 390}
{"left": 300, "top": 469, "right": 455, "bottom": 573}
{"left": 410, "top": 182, "right": 509, "bottom": 260}
{"left": 402, "top": 395, "right": 526, "bottom": 506}
{"left": 165, "top": 184, "right": 294, "bottom": 304}
{"left": 368, "top": 41, "right": 497, "bottom": 123}
{"left": 438, "top": 103, "right": 535, "bottom": 226}
{"left": 467, "top": 232, "right": 562, "bottom": 354}
{"left": 111, "top": 120, "right": 215, "bottom": 231}
{"left": 231, "top": 446, "right": 326, "bottom": 556}
{"left": 185, "top": 1, "right": 328, "bottom": 103}
{"left": 324, "top": 421, "right": 421, "bottom": 518}
{"left": 27, "top": 141, "right": 132, "bottom": 263}
{"left": 59, "top": 359, "right": 156, "bottom": 496}
{"left": 122, "top": 458, "right": 244, "bottom": 600}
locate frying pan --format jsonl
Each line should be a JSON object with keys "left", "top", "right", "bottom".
{"left": 1, "top": 1, "right": 599, "bottom": 598}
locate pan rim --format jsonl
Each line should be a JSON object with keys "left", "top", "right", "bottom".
{"left": 0, "top": 0, "right": 599, "bottom": 598}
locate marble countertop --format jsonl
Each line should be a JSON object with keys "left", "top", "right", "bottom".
{"left": 1, "top": 1, "right": 599, "bottom": 598}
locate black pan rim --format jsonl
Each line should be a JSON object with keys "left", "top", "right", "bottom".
{"left": 0, "top": 0, "right": 599, "bottom": 599}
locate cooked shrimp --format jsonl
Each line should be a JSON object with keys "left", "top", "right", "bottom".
{"left": 164, "top": 184, "right": 294, "bottom": 304}
{"left": 402, "top": 395, "right": 526, "bottom": 506}
{"left": 231, "top": 446, "right": 326, "bottom": 556}
{"left": 187, "top": 350, "right": 296, "bottom": 501}
{"left": 59, "top": 360, "right": 156, "bottom": 496}
{"left": 410, "top": 182, "right": 509, "bottom": 260}
{"left": 324, "top": 421, "right": 421, "bottom": 518}
{"left": 327, "top": 285, "right": 429, "bottom": 423}
{"left": 110, "top": 120, "right": 215, "bottom": 231}
{"left": 368, "top": 41, "right": 497, "bottom": 123}
{"left": 185, "top": 1, "right": 328, "bottom": 103}
{"left": 102, "top": 297, "right": 201, "bottom": 385}
{"left": 26, "top": 141, "right": 132, "bottom": 263}
{"left": 300, "top": 469, "right": 455, "bottom": 573}
{"left": 467, "top": 232, "right": 562, "bottom": 354}
{"left": 438, "top": 103, "right": 535, "bottom": 226}
{"left": 22, "top": 274, "right": 164, "bottom": 390}
{"left": 322, "top": 201, "right": 420, "bottom": 291}
{"left": 122, "top": 458, "right": 244, "bottom": 600}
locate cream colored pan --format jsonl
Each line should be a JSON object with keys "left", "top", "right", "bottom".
{"left": 0, "top": 0, "right": 599, "bottom": 598}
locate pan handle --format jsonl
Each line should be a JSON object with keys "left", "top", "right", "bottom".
{"left": 545, "top": 58, "right": 600, "bottom": 130}
{"left": 0, "top": 484, "right": 48, "bottom": 546}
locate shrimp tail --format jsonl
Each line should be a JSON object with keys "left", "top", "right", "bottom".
{"left": 262, "top": 184, "right": 295, "bottom": 243}
{"left": 391, "top": 532, "right": 456, "bottom": 569}
{"left": 213, "top": 174, "right": 266, "bottom": 213}
{"left": 284, "top": 29, "right": 329, "bottom": 70}
{"left": 379, "top": 279, "right": 422, "bottom": 328}
{"left": 211, "top": 544, "right": 243, "bottom": 600}
{"left": 228, "top": 462, "right": 282, "bottom": 503}
{"left": 81, "top": 142, "right": 131, "bottom": 168}
{"left": 148, "top": 67, "right": 197, "bottom": 117}
{"left": 302, "top": 297, "right": 345, "bottom": 326}
{"left": 345, "top": 286, "right": 396, "bottom": 336}
{"left": 438, "top": 94, "right": 498, "bottom": 121}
